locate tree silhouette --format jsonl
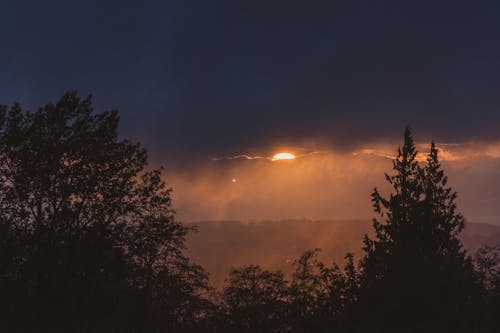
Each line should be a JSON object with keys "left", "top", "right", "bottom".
{"left": 288, "top": 249, "right": 358, "bottom": 332}
{"left": 125, "top": 169, "right": 212, "bottom": 332}
{"left": 221, "top": 265, "right": 289, "bottom": 333}
{"left": 475, "top": 245, "right": 500, "bottom": 331}
{"left": 218, "top": 249, "right": 360, "bottom": 333}
{"left": 0, "top": 92, "right": 209, "bottom": 331}
{"left": 357, "top": 128, "right": 479, "bottom": 332}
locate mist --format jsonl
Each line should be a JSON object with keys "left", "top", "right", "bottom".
{"left": 165, "top": 139, "right": 500, "bottom": 224}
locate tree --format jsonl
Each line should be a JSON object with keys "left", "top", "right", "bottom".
{"left": 474, "top": 245, "right": 500, "bottom": 331}
{"left": 357, "top": 128, "right": 479, "bottom": 332}
{"left": 222, "top": 265, "right": 289, "bottom": 333}
{"left": 0, "top": 92, "right": 209, "bottom": 331}
{"left": 421, "top": 141, "right": 466, "bottom": 257}
{"left": 126, "top": 169, "right": 212, "bottom": 331}
{"left": 288, "top": 249, "right": 357, "bottom": 332}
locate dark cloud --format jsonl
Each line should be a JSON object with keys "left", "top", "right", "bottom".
{"left": 2, "top": 2, "right": 500, "bottom": 224}
{"left": 1, "top": 0, "right": 500, "bottom": 163}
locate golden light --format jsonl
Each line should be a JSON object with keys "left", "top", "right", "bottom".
{"left": 272, "top": 152, "right": 296, "bottom": 161}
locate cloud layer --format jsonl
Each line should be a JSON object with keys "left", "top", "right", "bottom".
{"left": 166, "top": 139, "right": 500, "bottom": 224}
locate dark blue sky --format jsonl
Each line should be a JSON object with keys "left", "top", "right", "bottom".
{"left": 2, "top": 0, "right": 500, "bottom": 164}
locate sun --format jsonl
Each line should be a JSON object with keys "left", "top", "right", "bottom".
{"left": 272, "top": 152, "right": 296, "bottom": 161}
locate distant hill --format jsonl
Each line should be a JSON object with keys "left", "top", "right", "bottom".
{"left": 185, "top": 220, "right": 500, "bottom": 288}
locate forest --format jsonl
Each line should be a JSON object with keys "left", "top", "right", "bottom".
{"left": 1, "top": 92, "right": 499, "bottom": 332}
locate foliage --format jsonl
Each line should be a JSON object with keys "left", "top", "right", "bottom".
{"left": 474, "top": 245, "right": 500, "bottom": 331}
{"left": 221, "top": 265, "right": 289, "bottom": 332}
{"left": 0, "top": 92, "right": 210, "bottom": 331}
{"left": 358, "top": 128, "right": 479, "bottom": 332}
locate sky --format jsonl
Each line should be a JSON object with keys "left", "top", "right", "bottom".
{"left": 2, "top": 1, "right": 500, "bottom": 223}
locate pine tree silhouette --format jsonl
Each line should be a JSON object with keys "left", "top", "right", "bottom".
{"left": 357, "top": 128, "right": 479, "bottom": 333}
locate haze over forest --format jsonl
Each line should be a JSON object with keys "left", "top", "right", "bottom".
{"left": 186, "top": 219, "right": 500, "bottom": 287}
{"left": 3, "top": 1, "right": 500, "bottom": 331}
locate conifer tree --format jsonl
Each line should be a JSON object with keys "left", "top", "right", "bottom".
{"left": 421, "top": 141, "right": 465, "bottom": 257}
{"left": 361, "top": 127, "right": 422, "bottom": 284}
{"left": 357, "top": 128, "right": 479, "bottom": 332}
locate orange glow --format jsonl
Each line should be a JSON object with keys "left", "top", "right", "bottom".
{"left": 272, "top": 152, "right": 295, "bottom": 161}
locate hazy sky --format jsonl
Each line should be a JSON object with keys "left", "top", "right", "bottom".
{"left": 2, "top": 1, "right": 500, "bottom": 222}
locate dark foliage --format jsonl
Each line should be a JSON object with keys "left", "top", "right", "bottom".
{"left": 0, "top": 92, "right": 210, "bottom": 332}
{"left": 355, "top": 128, "right": 480, "bottom": 332}
{"left": 216, "top": 250, "right": 357, "bottom": 333}
{"left": 474, "top": 245, "right": 500, "bottom": 331}
{"left": 221, "top": 265, "right": 289, "bottom": 332}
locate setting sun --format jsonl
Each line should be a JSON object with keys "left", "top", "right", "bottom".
{"left": 272, "top": 152, "right": 296, "bottom": 161}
